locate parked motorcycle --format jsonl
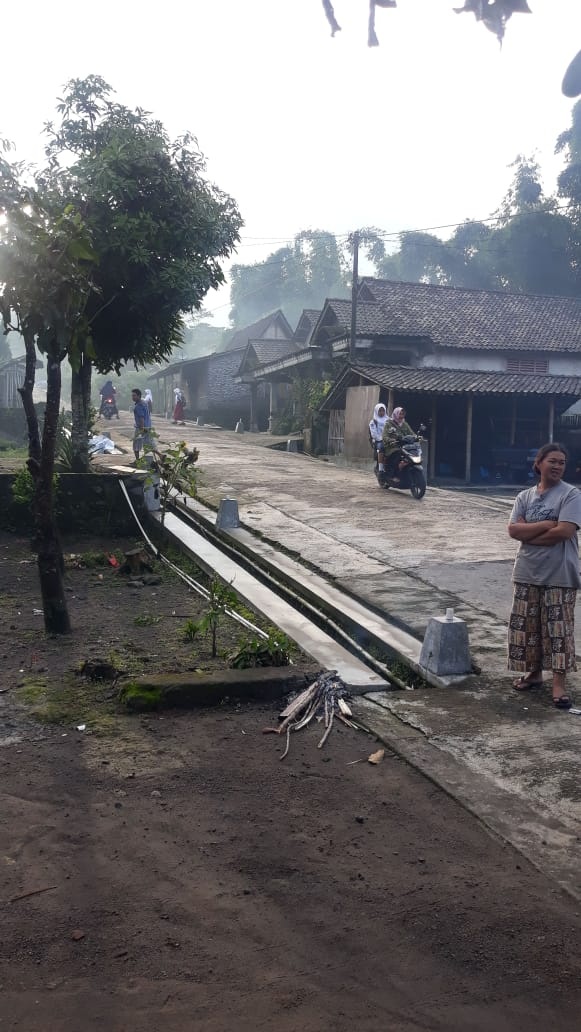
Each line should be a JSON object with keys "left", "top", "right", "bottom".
{"left": 101, "top": 395, "right": 119, "bottom": 420}
{"left": 373, "top": 429, "right": 427, "bottom": 500}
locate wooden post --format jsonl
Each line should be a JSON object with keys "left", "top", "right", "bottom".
{"left": 349, "top": 231, "right": 360, "bottom": 364}
{"left": 249, "top": 384, "right": 258, "bottom": 432}
{"left": 510, "top": 396, "right": 517, "bottom": 446}
{"left": 388, "top": 389, "right": 395, "bottom": 415}
{"left": 548, "top": 397, "right": 555, "bottom": 443}
{"left": 465, "top": 396, "right": 473, "bottom": 484}
{"left": 429, "top": 398, "right": 437, "bottom": 482}
{"left": 268, "top": 383, "right": 275, "bottom": 433}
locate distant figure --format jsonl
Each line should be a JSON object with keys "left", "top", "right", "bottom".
{"left": 132, "top": 387, "right": 153, "bottom": 463}
{"left": 172, "top": 387, "right": 186, "bottom": 425}
{"left": 99, "top": 379, "right": 119, "bottom": 418}
{"left": 143, "top": 388, "right": 153, "bottom": 416}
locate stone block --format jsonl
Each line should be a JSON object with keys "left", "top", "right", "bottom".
{"left": 216, "top": 497, "right": 240, "bottom": 529}
{"left": 419, "top": 609, "right": 471, "bottom": 676}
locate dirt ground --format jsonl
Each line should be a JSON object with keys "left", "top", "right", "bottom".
{"left": 0, "top": 532, "right": 310, "bottom": 717}
{"left": 4, "top": 536, "right": 581, "bottom": 1031}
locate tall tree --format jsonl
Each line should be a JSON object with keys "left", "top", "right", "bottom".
{"left": 0, "top": 79, "right": 241, "bottom": 633}
{"left": 0, "top": 154, "right": 96, "bottom": 633}
{"left": 41, "top": 76, "right": 242, "bottom": 468}
{"left": 229, "top": 229, "right": 347, "bottom": 327}
{"left": 377, "top": 155, "right": 580, "bottom": 297}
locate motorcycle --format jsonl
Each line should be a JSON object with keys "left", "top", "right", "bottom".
{"left": 101, "top": 395, "right": 119, "bottom": 420}
{"left": 373, "top": 428, "right": 427, "bottom": 500}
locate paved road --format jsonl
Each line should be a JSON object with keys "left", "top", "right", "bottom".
{"left": 108, "top": 415, "right": 581, "bottom": 900}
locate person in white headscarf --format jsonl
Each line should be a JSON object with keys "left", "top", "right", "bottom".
{"left": 172, "top": 386, "right": 186, "bottom": 425}
{"left": 143, "top": 388, "right": 153, "bottom": 415}
{"left": 369, "top": 403, "right": 388, "bottom": 474}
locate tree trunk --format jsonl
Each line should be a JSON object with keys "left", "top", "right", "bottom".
{"left": 70, "top": 354, "right": 92, "bottom": 472}
{"left": 34, "top": 355, "right": 71, "bottom": 635}
{"left": 17, "top": 329, "right": 41, "bottom": 464}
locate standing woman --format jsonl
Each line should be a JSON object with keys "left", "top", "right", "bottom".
{"left": 508, "top": 442, "right": 581, "bottom": 709}
{"left": 172, "top": 387, "right": 186, "bottom": 425}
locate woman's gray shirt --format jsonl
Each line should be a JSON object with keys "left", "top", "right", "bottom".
{"left": 510, "top": 481, "right": 581, "bottom": 588}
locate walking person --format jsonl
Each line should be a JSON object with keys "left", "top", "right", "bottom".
{"left": 369, "top": 403, "right": 389, "bottom": 478}
{"left": 132, "top": 387, "right": 153, "bottom": 463}
{"left": 172, "top": 386, "right": 186, "bottom": 425}
{"left": 508, "top": 442, "right": 581, "bottom": 710}
{"left": 143, "top": 388, "right": 153, "bottom": 416}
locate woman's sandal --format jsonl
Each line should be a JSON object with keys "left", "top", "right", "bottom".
{"left": 512, "top": 676, "right": 543, "bottom": 692}
{"left": 552, "top": 695, "right": 573, "bottom": 710}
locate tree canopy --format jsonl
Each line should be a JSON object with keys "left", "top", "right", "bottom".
{"left": 42, "top": 76, "right": 242, "bottom": 374}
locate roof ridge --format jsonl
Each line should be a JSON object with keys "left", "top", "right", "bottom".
{"left": 360, "top": 276, "right": 581, "bottom": 305}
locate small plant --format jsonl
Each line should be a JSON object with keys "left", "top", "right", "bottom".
{"left": 181, "top": 618, "right": 199, "bottom": 642}
{"left": 12, "top": 466, "right": 59, "bottom": 506}
{"left": 140, "top": 439, "right": 199, "bottom": 524}
{"left": 229, "top": 629, "right": 292, "bottom": 669}
{"left": 134, "top": 613, "right": 162, "bottom": 627}
{"left": 181, "top": 577, "right": 237, "bottom": 658}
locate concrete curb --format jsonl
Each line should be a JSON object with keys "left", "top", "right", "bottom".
{"left": 118, "top": 667, "right": 320, "bottom": 712}
{"left": 354, "top": 696, "right": 581, "bottom": 904}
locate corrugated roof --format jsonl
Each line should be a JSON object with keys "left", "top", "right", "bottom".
{"left": 352, "top": 364, "right": 581, "bottom": 396}
{"left": 359, "top": 278, "right": 581, "bottom": 352}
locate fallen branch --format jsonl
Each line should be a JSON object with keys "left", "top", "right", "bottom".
{"left": 8, "top": 885, "right": 58, "bottom": 904}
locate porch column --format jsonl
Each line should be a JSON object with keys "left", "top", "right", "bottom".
{"left": 249, "top": 384, "right": 258, "bottom": 433}
{"left": 548, "top": 397, "right": 555, "bottom": 443}
{"left": 465, "top": 396, "right": 473, "bottom": 484}
{"left": 268, "top": 382, "right": 276, "bottom": 433}
{"left": 429, "top": 398, "right": 437, "bottom": 482}
{"left": 510, "top": 396, "right": 517, "bottom": 446}
{"left": 388, "top": 389, "right": 395, "bottom": 414}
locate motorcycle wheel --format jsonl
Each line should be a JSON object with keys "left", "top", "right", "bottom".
{"left": 409, "top": 469, "right": 426, "bottom": 500}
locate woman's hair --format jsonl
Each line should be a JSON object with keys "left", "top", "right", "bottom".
{"left": 533, "top": 442, "right": 568, "bottom": 475}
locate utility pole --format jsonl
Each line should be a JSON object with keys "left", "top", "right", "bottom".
{"left": 349, "top": 230, "right": 360, "bottom": 365}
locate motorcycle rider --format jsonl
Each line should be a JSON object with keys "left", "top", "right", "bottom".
{"left": 369, "top": 403, "right": 389, "bottom": 477}
{"left": 382, "top": 406, "right": 414, "bottom": 483}
{"left": 99, "top": 379, "right": 119, "bottom": 418}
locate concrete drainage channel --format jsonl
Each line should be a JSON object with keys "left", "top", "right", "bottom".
{"left": 153, "top": 492, "right": 471, "bottom": 695}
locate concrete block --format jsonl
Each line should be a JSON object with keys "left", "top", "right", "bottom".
{"left": 287, "top": 438, "right": 299, "bottom": 452}
{"left": 216, "top": 497, "right": 240, "bottom": 529}
{"left": 419, "top": 608, "right": 471, "bottom": 676}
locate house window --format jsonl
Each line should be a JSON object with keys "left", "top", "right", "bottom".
{"left": 506, "top": 357, "right": 548, "bottom": 375}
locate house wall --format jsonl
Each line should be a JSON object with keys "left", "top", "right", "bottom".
{"left": 343, "top": 385, "right": 379, "bottom": 461}
{"left": 0, "top": 361, "right": 25, "bottom": 409}
{"left": 421, "top": 351, "right": 504, "bottom": 372}
{"left": 184, "top": 351, "right": 270, "bottom": 429}
{"left": 548, "top": 355, "right": 581, "bottom": 376}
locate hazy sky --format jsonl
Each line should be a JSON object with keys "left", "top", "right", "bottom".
{"left": 3, "top": 0, "right": 581, "bottom": 324}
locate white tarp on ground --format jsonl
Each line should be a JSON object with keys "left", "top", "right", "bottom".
{"left": 89, "top": 434, "right": 121, "bottom": 455}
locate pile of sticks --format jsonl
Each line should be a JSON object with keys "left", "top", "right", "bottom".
{"left": 264, "top": 671, "right": 363, "bottom": 760}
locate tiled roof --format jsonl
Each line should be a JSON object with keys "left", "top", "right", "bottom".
{"left": 250, "top": 340, "right": 299, "bottom": 366}
{"left": 223, "top": 310, "right": 293, "bottom": 352}
{"left": 322, "top": 299, "right": 389, "bottom": 337}
{"left": 359, "top": 278, "right": 581, "bottom": 352}
{"left": 293, "top": 309, "right": 323, "bottom": 346}
{"left": 351, "top": 363, "right": 581, "bottom": 397}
